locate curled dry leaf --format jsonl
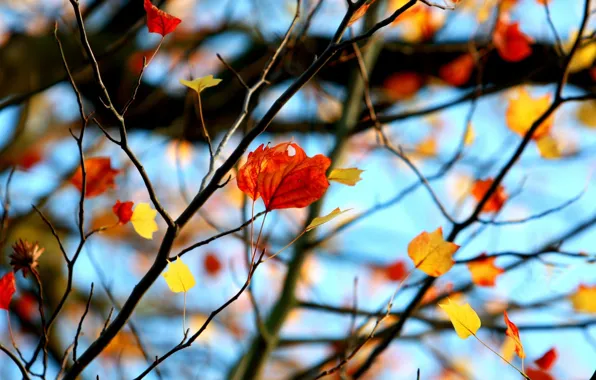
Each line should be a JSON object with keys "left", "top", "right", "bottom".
{"left": 503, "top": 310, "right": 525, "bottom": 359}
{"left": 71, "top": 157, "right": 120, "bottom": 198}
{"left": 144, "top": 0, "right": 181, "bottom": 37}
{"left": 237, "top": 142, "right": 331, "bottom": 210}
{"left": 10, "top": 239, "right": 45, "bottom": 278}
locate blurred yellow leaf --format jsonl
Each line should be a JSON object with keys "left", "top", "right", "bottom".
{"left": 570, "top": 284, "right": 596, "bottom": 313}
{"left": 565, "top": 31, "right": 596, "bottom": 73}
{"left": 439, "top": 298, "right": 481, "bottom": 339}
{"left": 501, "top": 336, "right": 517, "bottom": 362}
{"left": 577, "top": 100, "right": 596, "bottom": 128}
{"left": 180, "top": 75, "right": 222, "bottom": 95}
{"left": 328, "top": 168, "right": 364, "bottom": 186}
{"left": 407, "top": 227, "right": 459, "bottom": 277}
{"left": 464, "top": 124, "right": 475, "bottom": 146}
{"left": 506, "top": 88, "right": 554, "bottom": 140}
{"left": 415, "top": 136, "right": 437, "bottom": 156}
{"left": 162, "top": 258, "right": 196, "bottom": 293}
{"left": 131, "top": 203, "right": 158, "bottom": 239}
{"left": 536, "top": 135, "right": 561, "bottom": 159}
{"left": 306, "top": 208, "right": 351, "bottom": 231}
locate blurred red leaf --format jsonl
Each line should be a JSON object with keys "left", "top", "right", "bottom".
{"left": 504, "top": 311, "right": 525, "bottom": 359}
{"left": 525, "top": 368, "right": 554, "bottom": 380}
{"left": 590, "top": 66, "right": 596, "bottom": 81}
{"left": 113, "top": 200, "right": 134, "bottom": 224}
{"left": 384, "top": 72, "right": 424, "bottom": 100}
{"left": 466, "top": 253, "right": 504, "bottom": 287}
{"left": 439, "top": 54, "right": 475, "bottom": 86}
{"left": 144, "top": 0, "right": 182, "bottom": 37}
{"left": 0, "top": 272, "right": 16, "bottom": 310}
{"left": 534, "top": 347, "right": 557, "bottom": 371}
{"left": 471, "top": 178, "right": 508, "bottom": 213}
{"left": 204, "top": 252, "right": 222, "bottom": 277}
{"left": 493, "top": 20, "right": 532, "bottom": 62}
{"left": 237, "top": 142, "right": 331, "bottom": 210}
{"left": 384, "top": 260, "right": 408, "bottom": 282}
{"left": 71, "top": 157, "right": 120, "bottom": 198}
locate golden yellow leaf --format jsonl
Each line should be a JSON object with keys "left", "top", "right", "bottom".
{"left": 131, "top": 202, "right": 158, "bottom": 240}
{"left": 328, "top": 168, "right": 364, "bottom": 186}
{"left": 565, "top": 31, "right": 596, "bottom": 73}
{"left": 162, "top": 258, "right": 196, "bottom": 293}
{"left": 180, "top": 75, "right": 222, "bottom": 95}
{"left": 506, "top": 88, "right": 554, "bottom": 140}
{"left": 416, "top": 136, "right": 437, "bottom": 156}
{"left": 407, "top": 227, "right": 459, "bottom": 277}
{"left": 536, "top": 135, "right": 561, "bottom": 159}
{"left": 577, "top": 100, "right": 596, "bottom": 128}
{"left": 306, "top": 208, "right": 351, "bottom": 231}
{"left": 466, "top": 254, "right": 504, "bottom": 287}
{"left": 570, "top": 284, "right": 596, "bottom": 313}
{"left": 439, "top": 298, "right": 481, "bottom": 339}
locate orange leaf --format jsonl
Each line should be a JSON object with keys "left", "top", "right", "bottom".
{"left": 112, "top": 200, "right": 134, "bottom": 225}
{"left": 471, "top": 178, "right": 508, "bottom": 213}
{"left": 439, "top": 54, "right": 475, "bottom": 86}
{"left": 144, "top": 0, "right": 182, "bottom": 37}
{"left": 384, "top": 260, "right": 408, "bottom": 282}
{"left": 204, "top": 252, "right": 222, "bottom": 277}
{"left": 383, "top": 72, "right": 424, "bottom": 100}
{"left": 407, "top": 227, "right": 459, "bottom": 277}
{"left": 569, "top": 284, "right": 596, "bottom": 313}
{"left": 503, "top": 310, "right": 525, "bottom": 359}
{"left": 71, "top": 157, "right": 120, "bottom": 198}
{"left": 493, "top": 20, "right": 533, "bottom": 62}
{"left": 237, "top": 142, "right": 331, "bottom": 210}
{"left": 525, "top": 368, "right": 554, "bottom": 380}
{"left": 0, "top": 272, "right": 16, "bottom": 310}
{"left": 466, "top": 253, "right": 504, "bottom": 287}
{"left": 506, "top": 88, "right": 554, "bottom": 140}
{"left": 534, "top": 347, "right": 557, "bottom": 371}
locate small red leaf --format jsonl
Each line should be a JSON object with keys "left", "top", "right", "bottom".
{"left": 384, "top": 260, "right": 408, "bottom": 282}
{"left": 144, "top": 0, "right": 182, "bottom": 37}
{"left": 71, "top": 157, "right": 120, "bottom": 198}
{"left": 471, "top": 178, "right": 508, "bottom": 213}
{"left": 0, "top": 272, "right": 16, "bottom": 310}
{"left": 383, "top": 72, "right": 424, "bottom": 100}
{"left": 493, "top": 20, "right": 533, "bottom": 62}
{"left": 113, "top": 200, "right": 134, "bottom": 224}
{"left": 439, "top": 54, "right": 475, "bottom": 86}
{"left": 534, "top": 347, "right": 557, "bottom": 371}
{"left": 204, "top": 252, "right": 222, "bottom": 277}
{"left": 525, "top": 368, "right": 554, "bottom": 380}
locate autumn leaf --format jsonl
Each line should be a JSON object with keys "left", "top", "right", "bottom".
{"left": 577, "top": 100, "right": 596, "bottom": 128}
{"left": 439, "top": 54, "right": 475, "bottom": 86}
{"left": 71, "top": 157, "right": 120, "bottom": 198}
{"left": 131, "top": 202, "right": 158, "bottom": 239}
{"left": 204, "top": 252, "right": 222, "bottom": 277}
{"left": 464, "top": 124, "right": 475, "bottom": 146}
{"left": 506, "top": 88, "right": 554, "bottom": 140}
{"left": 328, "top": 168, "right": 364, "bottom": 186}
{"left": 144, "top": 0, "right": 181, "bottom": 37}
{"left": 466, "top": 254, "right": 504, "bottom": 287}
{"left": 503, "top": 311, "right": 525, "bottom": 359}
{"left": 415, "top": 136, "right": 437, "bottom": 157}
{"left": 0, "top": 272, "right": 16, "bottom": 310}
{"left": 565, "top": 31, "right": 596, "bottom": 73}
{"left": 383, "top": 72, "right": 424, "bottom": 100}
{"left": 525, "top": 368, "right": 554, "bottom": 380}
{"left": 569, "top": 284, "right": 596, "bottom": 313}
{"left": 306, "top": 208, "right": 350, "bottom": 231}
{"left": 439, "top": 298, "right": 481, "bottom": 339}
{"left": 237, "top": 142, "right": 331, "bottom": 210}
{"left": 534, "top": 347, "right": 557, "bottom": 371}
{"left": 162, "top": 258, "right": 196, "bottom": 293}
{"left": 536, "top": 135, "right": 561, "bottom": 159}
{"left": 113, "top": 200, "right": 134, "bottom": 224}
{"left": 471, "top": 178, "right": 508, "bottom": 213}
{"left": 407, "top": 227, "right": 459, "bottom": 277}
{"left": 348, "top": 0, "right": 377, "bottom": 26}
{"left": 180, "top": 75, "right": 222, "bottom": 95}
{"left": 493, "top": 20, "right": 533, "bottom": 62}
{"left": 384, "top": 260, "right": 408, "bottom": 282}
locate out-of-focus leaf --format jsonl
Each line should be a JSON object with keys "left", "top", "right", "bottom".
{"left": 570, "top": 284, "right": 596, "bottom": 313}
{"left": 466, "top": 254, "right": 504, "bottom": 287}
{"left": 471, "top": 178, "right": 508, "bottom": 213}
{"left": 71, "top": 157, "right": 120, "bottom": 198}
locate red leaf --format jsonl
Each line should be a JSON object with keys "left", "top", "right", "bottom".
{"left": 71, "top": 157, "right": 120, "bottom": 198}
{"left": 471, "top": 178, "right": 508, "bottom": 213}
{"left": 384, "top": 260, "right": 408, "bottom": 282}
{"left": 534, "top": 347, "right": 557, "bottom": 371}
{"left": 503, "top": 310, "right": 525, "bottom": 359}
{"left": 383, "top": 72, "right": 424, "bottom": 100}
{"left": 113, "top": 200, "right": 134, "bottom": 224}
{"left": 144, "top": 0, "right": 182, "bottom": 37}
{"left": 237, "top": 142, "right": 331, "bottom": 210}
{"left": 204, "top": 252, "right": 222, "bottom": 277}
{"left": 439, "top": 54, "right": 475, "bottom": 86}
{"left": 0, "top": 272, "right": 16, "bottom": 310}
{"left": 493, "top": 20, "right": 533, "bottom": 62}
{"left": 590, "top": 66, "right": 596, "bottom": 82}
{"left": 525, "top": 368, "right": 554, "bottom": 380}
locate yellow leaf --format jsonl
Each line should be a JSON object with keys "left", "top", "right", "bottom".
{"left": 565, "top": 31, "right": 596, "bottom": 73}
{"left": 416, "top": 136, "right": 437, "bottom": 156}
{"left": 506, "top": 88, "right": 554, "bottom": 140}
{"left": 407, "top": 227, "right": 459, "bottom": 277}
{"left": 439, "top": 298, "right": 481, "bottom": 339}
{"left": 577, "top": 100, "right": 596, "bottom": 128}
{"left": 570, "top": 284, "right": 596, "bottom": 313}
{"left": 180, "top": 75, "right": 222, "bottom": 95}
{"left": 464, "top": 124, "right": 475, "bottom": 146}
{"left": 306, "top": 208, "right": 351, "bottom": 231}
{"left": 328, "top": 168, "right": 364, "bottom": 186}
{"left": 162, "top": 258, "right": 196, "bottom": 293}
{"left": 536, "top": 135, "right": 561, "bottom": 159}
{"left": 131, "top": 202, "right": 158, "bottom": 239}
